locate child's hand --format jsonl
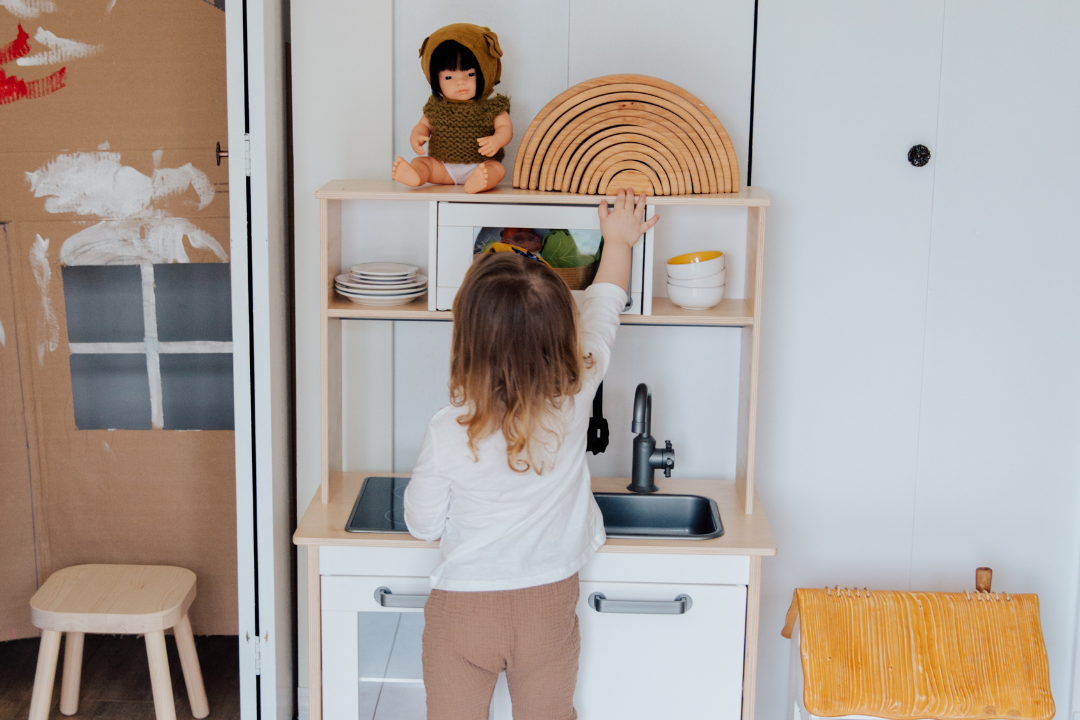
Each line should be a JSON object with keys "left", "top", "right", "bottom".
{"left": 477, "top": 135, "right": 501, "bottom": 157}
{"left": 412, "top": 133, "right": 430, "bottom": 155}
{"left": 593, "top": 189, "right": 659, "bottom": 291}
{"left": 598, "top": 188, "right": 659, "bottom": 249}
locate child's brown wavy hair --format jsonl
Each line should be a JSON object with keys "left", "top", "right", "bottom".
{"left": 450, "top": 251, "right": 591, "bottom": 473}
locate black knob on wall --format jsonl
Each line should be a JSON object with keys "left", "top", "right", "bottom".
{"left": 908, "top": 144, "right": 931, "bottom": 167}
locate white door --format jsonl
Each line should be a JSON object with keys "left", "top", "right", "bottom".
{"left": 750, "top": 5, "right": 948, "bottom": 717}
{"left": 226, "top": 0, "right": 293, "bottom": 718}
{"left": 576, "top": 581, "right": 748, "bottom": 720}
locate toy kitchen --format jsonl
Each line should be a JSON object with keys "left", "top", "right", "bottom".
{"left": 294, "top": 72, "right": 777, "bottom": 720}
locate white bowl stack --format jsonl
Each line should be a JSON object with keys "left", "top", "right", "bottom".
{"left": 335, "top": 263, "right": 428, "bottom": 306}
{"left": 666, "top": 252, "right": 726, "bottom": 310}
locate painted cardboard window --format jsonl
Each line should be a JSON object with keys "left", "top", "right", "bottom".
{"left": 62, "top": 263, "right": 233, "bottom": 430}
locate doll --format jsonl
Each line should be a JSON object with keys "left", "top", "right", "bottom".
{"left": 392, "top": 24, "right": 512, "bottom": 194}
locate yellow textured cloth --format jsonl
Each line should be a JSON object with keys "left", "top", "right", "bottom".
{"left": 419, "top": 23, "right": 502, "bottom": 98}
{"left": 787, "top": 588, "right": 1054, "bottom": 720}
{"left": 423, "top": 94, "right": 510, "bottom": 164}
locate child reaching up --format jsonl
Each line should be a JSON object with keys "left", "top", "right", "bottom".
{"left": 405, "top": 189, "right": 659, "bottom": 720}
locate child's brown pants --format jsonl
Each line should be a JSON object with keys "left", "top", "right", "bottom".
{"left": 422, "top": 573, "right": 580, "bottom": 720}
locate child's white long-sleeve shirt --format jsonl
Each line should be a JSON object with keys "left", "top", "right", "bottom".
{"left": 404, "top": 282, "right": 626, "bottom": 591}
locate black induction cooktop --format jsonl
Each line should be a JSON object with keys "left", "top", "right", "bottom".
{"left": 345, "top": 476, "right": 411, "bottom": 533}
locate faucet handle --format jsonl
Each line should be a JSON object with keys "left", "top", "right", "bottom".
{"left": 662, "top": 440, "right": 675, "bottom": 478}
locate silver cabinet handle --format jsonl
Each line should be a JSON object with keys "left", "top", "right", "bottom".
{"left": 588, "top": 592, "right": 692, "bottom": 614}
{"left": 374, "top": 586, "right": 428, "bottom": 608}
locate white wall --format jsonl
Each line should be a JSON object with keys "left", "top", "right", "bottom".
{"left": 908, "top": 0, "right": 1080, "bottom": 708}
{"left": 753, "top": 3, "right": 1080, "bottom": 720}
{"left": 291, "top": 1, "right": 1080, "bottom": 716}
{"left": 290, "top": 0, "right": 394, "bottom": 700}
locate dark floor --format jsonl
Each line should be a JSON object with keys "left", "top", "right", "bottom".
{"left": 0, "top": 634, "right": 240, "bottom": 719}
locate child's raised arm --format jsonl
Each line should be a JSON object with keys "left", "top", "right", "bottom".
{"left": 594, "top": 188, "right": 659, "bottom": 290}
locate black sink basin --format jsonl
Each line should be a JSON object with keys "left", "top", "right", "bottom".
{"left": 345, "top": 477, "right": 409, "bottom": 533}
{"left": 345, "top": 477, "right": 724, "bottom": 540}
{"left": 593, "top": 492, "right": 724, "bottom": 540}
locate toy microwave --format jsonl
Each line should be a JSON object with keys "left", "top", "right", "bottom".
{"left": 430, "top": 202, "right": 656, "bottom": 314}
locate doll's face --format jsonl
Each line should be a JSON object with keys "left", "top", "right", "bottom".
{"left": 439, "top": 69, "right": 477, "bottom": 101}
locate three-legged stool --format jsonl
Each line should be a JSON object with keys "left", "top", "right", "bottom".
{"left": 28, "top": 564, "right": 209, "bottom": 720}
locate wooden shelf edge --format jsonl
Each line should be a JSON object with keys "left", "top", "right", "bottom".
{"left": 630, "top": 298, "right": 753, "bottom": 326}
{"left": 315, "top": 179, "right": 771, "bottom": 207}
{"left": 328, "top": 293, "right": 439, "bottom": 320}
{"left": 329, "top": 295, "right": 753, "bottom": 326}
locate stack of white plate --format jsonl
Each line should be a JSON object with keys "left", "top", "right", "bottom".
{"left": 335, "top": 263, "right": 428, "bottom": 306}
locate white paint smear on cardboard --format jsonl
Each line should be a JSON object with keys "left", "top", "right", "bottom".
{"left": 26, "top": 151, "right": 224, "bottom": 266}
{"left": 60, "top": 218, "right": 226, "bottom": 265}
{"left": 29, "top": 234, "right": 59, "bottom": 364}
{"left": 0, "top": 0, "right": 55, "bottom": 19}
{"left": 27, "top": 151, "right": 214, "bottom": 218}
{"left": 16, "top": 27, "right": 102, "bottom": 66}
{"left": 0, "top": 318, "right": 6, "bottom": 347}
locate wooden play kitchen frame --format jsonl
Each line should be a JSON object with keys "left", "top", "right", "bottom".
{"left": 303, "top": 179, "right": 773, "bottom": 720}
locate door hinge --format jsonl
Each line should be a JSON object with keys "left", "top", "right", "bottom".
{"left": 244, "top": 133, "right": 251, "bottom": 177}
{"left": 253, "top": 635, "right": 261, "bottom": 675}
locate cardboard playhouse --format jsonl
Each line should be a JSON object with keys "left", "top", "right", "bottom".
{"left": 1, "top": 0, "right": 235, "bottom": 639}
{"left": 782, "top": 570, "right": 1054, "bottom": 720}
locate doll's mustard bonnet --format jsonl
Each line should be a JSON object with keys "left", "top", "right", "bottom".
{"left": 419, "top": 23, "right": 503, "bottom": 99}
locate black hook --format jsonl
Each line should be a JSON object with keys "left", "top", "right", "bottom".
{"left": 586, "top": 382, "right": 609, "bottom": 455}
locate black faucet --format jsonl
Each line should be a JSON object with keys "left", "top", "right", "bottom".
{"left": 628, "top": 383, "right": 675, "bottom": 493}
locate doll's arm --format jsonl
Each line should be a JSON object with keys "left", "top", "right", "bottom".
{"left": 477, "top": 112, "right": 513, "bottom": 157}
{"left": 411, "top": 116, "right": 433, "bottom": 155}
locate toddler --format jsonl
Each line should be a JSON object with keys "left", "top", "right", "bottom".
{"left": 405, "top": 189, "right": 659, "bottom": 719}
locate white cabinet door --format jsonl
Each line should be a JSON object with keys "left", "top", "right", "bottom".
{"left": 576, "top": 581, "right": 747, "bottom": 720}
{"left": 321, "top": 574, "right": 514, "bottom": 720}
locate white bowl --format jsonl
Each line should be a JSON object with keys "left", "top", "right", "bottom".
{"left": 667, "top": 268, "right": 726, "bottom": 288}
{"left": 667, "top": 283, "right": 725, "bottom": 310}
{"left": 666, "top": 251, "right": 725, "bottom": 280}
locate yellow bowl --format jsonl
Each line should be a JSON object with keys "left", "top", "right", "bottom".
{"left": 667, "top": 250, "right": 723, "bottom": 265}
{"left": 666, "top": 250, "right": 724, "bottom": 280}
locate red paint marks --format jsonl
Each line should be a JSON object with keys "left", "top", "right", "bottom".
{"left": 0, "top": 66, "right": 66, "bottom": 105}
{"left": 0, "top": 24, "right": 30, "bottom": 65}
{"left": 0, "top": 24, "right": 66, "bottom": 105}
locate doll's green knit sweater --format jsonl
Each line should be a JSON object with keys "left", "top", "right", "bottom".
{"left": 423, "top": 94, "right": 511, "bottom": 164}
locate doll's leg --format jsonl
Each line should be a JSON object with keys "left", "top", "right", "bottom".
{"left": 463, "top": 161, "right": 505, "bottom": 194}
{"left": 393, "top": 156, "right": 454, "bottom": 187}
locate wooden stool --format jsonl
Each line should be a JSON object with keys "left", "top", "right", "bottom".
{"left": 28, "top": 564, "right": 209, "bottom": 720}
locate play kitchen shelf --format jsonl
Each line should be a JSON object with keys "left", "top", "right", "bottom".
{"left": 305, "top": 179, "right": 774, "bottom": 720}
{"left": 316, "top": 179, "right": 770, "bottom": 510}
